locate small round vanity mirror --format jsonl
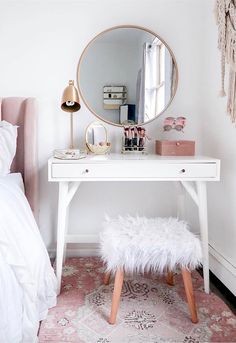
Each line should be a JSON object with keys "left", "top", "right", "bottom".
{"left": 85, "top": 121, "right": 111, "bottom": 154}
{"left": 78, "top": 25, "right": 178, "bottom": 127}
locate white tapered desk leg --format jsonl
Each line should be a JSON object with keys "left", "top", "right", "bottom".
{"left": 176, "top": 181, "right": 185, "bottom": 219}
{"left": 63, "top": 207, "right": 69, "bottom": 265}
{"left": 56, "top": 181, "right": 69, "bottom": 294}
{"left": 196, "top": 181, "right": 210, "bottom": 294}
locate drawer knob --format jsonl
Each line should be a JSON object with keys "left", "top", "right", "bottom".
{"left": 82, "top": 169, "right": 89, "bottom": 174}
{"left": 180, "top": 168, "right": 186, "bottom": 173}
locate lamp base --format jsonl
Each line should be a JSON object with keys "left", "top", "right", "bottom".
{"left": 53, "top": 149, "right": 86, "bottom": 160}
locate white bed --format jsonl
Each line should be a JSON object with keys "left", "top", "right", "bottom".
{"left": 2, "top": 172, "right": 25, "bottom": 191}
{"left": 0, "top": 98, "right": 57, "bottom": 343}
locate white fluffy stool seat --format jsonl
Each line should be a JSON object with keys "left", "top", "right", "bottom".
{"left": 100, "top": 216, "right": 202, "bottom": 325}
{"left": 100, "top": 216, "right": 202, "bottom": 274}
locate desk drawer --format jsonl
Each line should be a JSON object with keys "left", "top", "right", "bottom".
{"left": 51, "top": 162, "right": 217, "bottom": 179}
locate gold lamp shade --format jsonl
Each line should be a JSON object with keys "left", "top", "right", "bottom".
{"left": 61, "top": 80, "right": 81, "bottom": 112}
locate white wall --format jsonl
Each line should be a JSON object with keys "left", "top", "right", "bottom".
{"left": 3, "top": 0, "right": 234, "bottom": 291}
{"left": 0, "top": 0, "right": 203, "bottom": 247}
{"left": 201, "top": 1, "right": 236, "bottom": 294}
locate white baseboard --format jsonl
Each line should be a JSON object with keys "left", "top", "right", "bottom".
{"left": 48, "top": 243, "right": 236, "bottom": 296}
{"left": 48, "top": 243, "right": 99, "bottom": 259}
{"left": 209, "top": 244, "right": 236, "bottom": 296}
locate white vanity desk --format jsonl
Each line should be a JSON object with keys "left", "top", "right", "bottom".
{"left": 48, "top": 154, "right": 220, "bottom": 294}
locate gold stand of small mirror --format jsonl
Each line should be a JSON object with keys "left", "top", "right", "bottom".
{"left": 85, "top": 121, "right": 111, "bottom": 154}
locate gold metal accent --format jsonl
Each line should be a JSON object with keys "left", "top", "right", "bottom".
{"left": 70, "top": 113, "right": 74, "bottom": 149}
{"left": 61, "top": 80, "right": 81, "bottom": 112}
{"left": 61, "top": 80, "right": 81, "bottom": 149}
{"left": 77, "top": 25, "right": 179, "bottom": 127}
{"left": 85, "top": 121, "right": 111, "bottom": 154}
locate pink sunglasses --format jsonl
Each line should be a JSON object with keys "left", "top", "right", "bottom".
{"left": 163, "top": 117, "right": 186, "bottom": 131}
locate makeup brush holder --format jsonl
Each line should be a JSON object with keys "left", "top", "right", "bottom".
{"left": 121, "top": 126, "right": 148, "bottom": 154}
{"left": 121, "top": 136, "right": 147, "bottom": 154}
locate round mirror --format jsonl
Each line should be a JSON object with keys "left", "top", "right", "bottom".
{"left": 78, "top": 25, "right": 178, "bottom": 127}
{"left": 85, "top": 121, "right": 111, "bottom": 154}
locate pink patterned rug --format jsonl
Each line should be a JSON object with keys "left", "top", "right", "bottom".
{"left": 39, "top": 257, "right": 236, "bottom": 343}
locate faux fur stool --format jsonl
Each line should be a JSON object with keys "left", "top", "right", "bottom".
{"left": 100, "top": 216, "right": 202, "bottom": 325}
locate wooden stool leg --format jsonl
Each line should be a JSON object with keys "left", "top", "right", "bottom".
{"left": 104, "top": 271, "right": 111, "bottom": 285}
{"left": 181, "top": 269, "right": 198, "bottom": 324}
{"left": 166, "top": 271, "right": 174, "bottom": 286}
{"left": 109, "top": 269, "right": 124, "bottom": 325}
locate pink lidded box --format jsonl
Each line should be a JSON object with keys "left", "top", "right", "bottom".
{"left": 155, "top": 140, "right": 195, "bottom": 156}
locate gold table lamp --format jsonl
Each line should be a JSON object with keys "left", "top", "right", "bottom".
{"left": 61, "top": 80, "right": 81, "bottom": 149}
{"left": 54, "top": 80, "right": 86, "bottom": 160}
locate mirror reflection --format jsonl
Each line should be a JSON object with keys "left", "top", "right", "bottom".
{"left": 86, "top": 121, "right": 111, "bottom": 154}
{"left": 78, "top": 26, "right": 178, "bottom": 126}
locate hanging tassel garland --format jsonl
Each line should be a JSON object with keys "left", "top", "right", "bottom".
{"left": 216, "top": 0, "right": 236, "bottom": 122}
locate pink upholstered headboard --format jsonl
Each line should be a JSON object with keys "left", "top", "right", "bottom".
{"left": 0, "top": 97, "right": 38, "bottom": 218}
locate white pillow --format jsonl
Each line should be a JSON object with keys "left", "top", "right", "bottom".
{"left": 0, "top": 121, "right": 18, "bottom": 176}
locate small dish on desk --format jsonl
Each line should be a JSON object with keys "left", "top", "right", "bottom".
{"left": 53, "top": 149, "right": 87, "bottom": 160}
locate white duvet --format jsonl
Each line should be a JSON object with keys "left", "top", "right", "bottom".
{"left": 0, "top": 174, "right": 57, "bottom": 343}
{"left": 0, "top": 121, "right": 18, "bottom": 177}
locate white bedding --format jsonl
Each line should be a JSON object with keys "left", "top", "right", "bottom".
{"left": 0, "top": 174, "right": 57, "bottom": 343}
{"left": 2, "top": 172, "right": 25, "bottom": 192}
{"left": 0, "top": 121, "right": 18, "bottom": 177}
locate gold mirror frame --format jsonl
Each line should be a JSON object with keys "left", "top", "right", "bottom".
{"left": 77, "top": 25, "right": 179, "bottom": 127}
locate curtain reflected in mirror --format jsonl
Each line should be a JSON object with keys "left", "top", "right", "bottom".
{"left": 137, "top": 39, "right": 177, "bottom": 123}
{"left": 78, "top": 26, "right": 178, "bottom": 127}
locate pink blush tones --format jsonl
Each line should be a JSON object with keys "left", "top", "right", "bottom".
{"left": 39, "top": 257, "right": 236, "bottom": 343}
